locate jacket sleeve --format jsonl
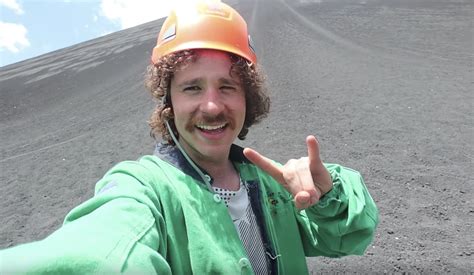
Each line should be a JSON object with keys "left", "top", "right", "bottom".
{"left": 295, "top": 163, "right": 379, "bottom": 257}
{"left": 0, "top": 160, "right": 171, "bottom": 274}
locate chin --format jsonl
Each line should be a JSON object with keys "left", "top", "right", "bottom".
{"left": 197, "top": 142, "right": 232, "bottom": 159}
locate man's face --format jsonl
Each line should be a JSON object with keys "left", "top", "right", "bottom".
{"left": 170, "top": 50, "right": 246, "bottom": 164}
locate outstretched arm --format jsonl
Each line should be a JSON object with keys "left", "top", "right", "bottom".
{"left": 0, "top": 161, "right": 171, "bottom": 274}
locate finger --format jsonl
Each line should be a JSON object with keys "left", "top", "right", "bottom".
{"left": 306, "top": 136, "right": 333, "bottom": 196}
{"left": 280, "top": 159, "right": 304, "bottom": 195}
{"left": 279, "top": 158, "right": 319, "bottom": 206}
{"left": 306, "top": 135, "right": 322, "bottom": 167}
{"left": 291, "top": 158, "right": 319, "bottom": 198}
{"left": 243, "top": 148, "right": 285, "bottom": 184}
{"left": 294, "top": 191, "right": 311, "bottom": 209}
{"left": 294, "top": 190, "right": 322, "bottom": 209}
{"left": 307, "top": 135, "right": 329, "bottom": 178}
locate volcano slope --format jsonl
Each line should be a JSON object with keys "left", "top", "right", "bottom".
{"left": 1, "top": 0, "right": 472, "bottom": 272}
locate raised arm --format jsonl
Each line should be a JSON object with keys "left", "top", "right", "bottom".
{"left": 244, "top": 135, "right": 378, "bottom": 257}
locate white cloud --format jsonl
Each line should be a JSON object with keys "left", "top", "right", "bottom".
{"left": 100, "top": 0, "right": 200, "bottom": 29}
{"left": 0, "top": 0, "right": 24, "bottom": 15}
{"left": 0, "top": 22, "right": 30, "bottom": 53}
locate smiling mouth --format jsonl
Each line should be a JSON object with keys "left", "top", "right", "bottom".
{"left": 195, "top": 123, "right": 228, "bottom": 133}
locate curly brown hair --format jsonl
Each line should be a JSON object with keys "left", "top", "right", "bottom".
{"left": 144, "top": 49, "right": 270, "bottom": 144}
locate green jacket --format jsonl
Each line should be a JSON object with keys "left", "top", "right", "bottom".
{"left": 0, "top": 143, "right": 378, "bottom": 274}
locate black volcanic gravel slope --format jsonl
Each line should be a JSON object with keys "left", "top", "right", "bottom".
{"left": 1, "top": 0, "right": 472, "bottom": 273}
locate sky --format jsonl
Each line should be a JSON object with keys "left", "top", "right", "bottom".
{"left": 0, "top": 0, "right": 197, "bottom": 67}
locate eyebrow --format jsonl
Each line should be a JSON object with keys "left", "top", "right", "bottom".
{"left": 177, "top": 77, "right": 240, "bottom": 87}
{"left": 178, "top": 78, "right": 201, "bottom": 88}
{"left": 219, "top": 77, "right": 240, "bottom": 86}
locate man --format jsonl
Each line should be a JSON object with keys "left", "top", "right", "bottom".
{"left": 0, "top": 1, "right": 378, "bottom": 274}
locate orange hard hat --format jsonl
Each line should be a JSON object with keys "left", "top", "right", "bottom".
{"left": 151, "top": 0, "right": 257, "bottom": 65}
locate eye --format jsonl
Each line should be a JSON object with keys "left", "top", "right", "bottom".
{"left": 183, "top": 86, "right": 201, "bottom": 92}
{"left": 221, "top": 85, "right": 236, "bottom": 91}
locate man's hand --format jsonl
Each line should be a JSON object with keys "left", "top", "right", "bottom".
{"left": 243, "top": 135, "right": 333, "bottom": 209}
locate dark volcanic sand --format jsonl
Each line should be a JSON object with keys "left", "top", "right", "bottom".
{"left": 1, "top": 0, "right": 472, "bottom": 273}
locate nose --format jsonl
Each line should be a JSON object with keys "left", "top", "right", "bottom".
{"left": 199, "top": 87, "right": 224, "bottom": 115}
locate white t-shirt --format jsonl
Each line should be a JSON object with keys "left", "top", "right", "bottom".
{"left": 213, "top": 180, "right": 269, "bottom": 274}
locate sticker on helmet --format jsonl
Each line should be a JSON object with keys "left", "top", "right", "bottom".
{"left": 162, "top": 24, "right": 176, "bottom": 43}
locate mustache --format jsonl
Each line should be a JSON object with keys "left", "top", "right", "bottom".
{"left": 185, "top": 112, "right": 234, "bottom": 131}
{"left": 195, "top": 113, "right": 227, "bottom": 124}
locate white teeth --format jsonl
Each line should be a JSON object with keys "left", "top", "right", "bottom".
{"left": 196, "top": 123, "right": 226, "bottom": 130}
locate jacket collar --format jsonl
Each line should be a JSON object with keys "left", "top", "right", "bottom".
{"left": 154, "top": 142, "right": 250, "bottom": 183}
